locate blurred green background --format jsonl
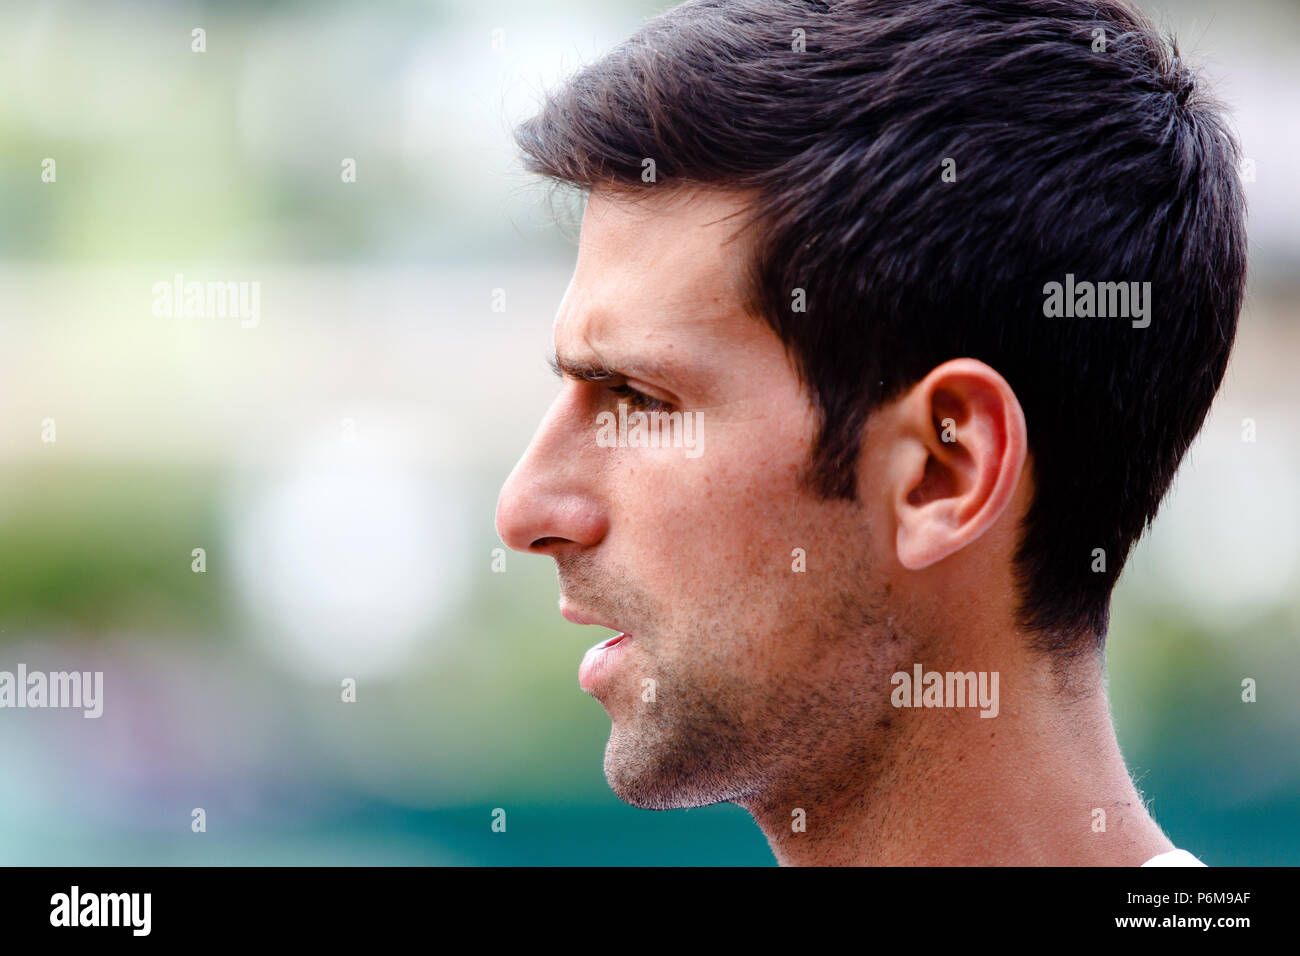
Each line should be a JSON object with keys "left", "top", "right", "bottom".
{"left": 0, "top": 0, "right": 1296, "bottom": 865}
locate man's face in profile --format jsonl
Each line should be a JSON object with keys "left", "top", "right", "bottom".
{"left": 496, "top": 189, "right": 908, "bottom": 814}
{"left": 493, "top": 0, "right": 1249, "bottom": 869}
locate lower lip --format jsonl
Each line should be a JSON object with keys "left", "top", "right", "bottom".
{"left": 579, "top": 633, "right": 630, "bottom": 693}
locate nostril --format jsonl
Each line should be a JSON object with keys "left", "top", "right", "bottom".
{"left": 496, "top": 483, "right": 608, "bottom": 555}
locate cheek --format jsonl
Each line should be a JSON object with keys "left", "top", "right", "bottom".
{"left": 606, "top": 421, "right": 817, "bottom": 588}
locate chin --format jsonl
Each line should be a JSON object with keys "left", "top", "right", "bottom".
{"left": 602, "top": 728, "right": 739, "bottom": 812}
{"left": 605, "top": 766, "right": 712, "bottom": 811}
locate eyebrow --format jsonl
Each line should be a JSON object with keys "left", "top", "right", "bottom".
{"left": 547, "top": 352, "right": 673, "bottom": 384}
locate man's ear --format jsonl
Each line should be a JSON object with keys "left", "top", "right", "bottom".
{"left": 888, "top": 359, "right": 1028, "bottom": 570}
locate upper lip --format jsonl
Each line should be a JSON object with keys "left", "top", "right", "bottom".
{"left": 559, "top": 601, "right": 626, "bottom": 634}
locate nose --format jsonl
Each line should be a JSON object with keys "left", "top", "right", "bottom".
{"left": 495, "top": 390, "right": 609, "bottom": 557}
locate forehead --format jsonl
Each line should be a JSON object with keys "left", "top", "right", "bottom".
{"left": 554, "top": 188, "right": 757, "bottom": 365}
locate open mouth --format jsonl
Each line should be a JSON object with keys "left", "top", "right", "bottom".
{"left": 579, "top": 630, "right": 632, "bottom": 694}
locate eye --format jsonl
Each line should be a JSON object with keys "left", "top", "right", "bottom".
{"left": 608, "top": 383, "right": 673, "bottom": 413}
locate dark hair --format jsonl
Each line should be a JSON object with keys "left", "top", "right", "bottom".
{"left": 514, "top": 0, "right": 1248, "bottom": 658}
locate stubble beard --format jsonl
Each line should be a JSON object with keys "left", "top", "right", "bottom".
{"left": 560, "top": 500, "right": 901, "bottom": 817}
{"left": 599, "top": 584, "right": 901, "bottom": 815}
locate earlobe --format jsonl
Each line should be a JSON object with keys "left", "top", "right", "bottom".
{"left": 893, "top": 360, "right": 1027, "bottom": 571}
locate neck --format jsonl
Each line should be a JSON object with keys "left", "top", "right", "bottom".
{"left": 743, "top": 642, "right": 1175, "bottom": 866}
